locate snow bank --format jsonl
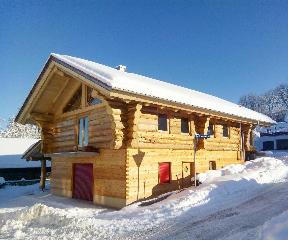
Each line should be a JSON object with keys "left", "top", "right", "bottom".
{"left": 198, "top": 156, "right": 288, "bottom": 184}
{"left": 149, "top": 156, "right": 288, "bottom": 220}
{"left": 0, "top": 138, "right": 42, "bottom": 168}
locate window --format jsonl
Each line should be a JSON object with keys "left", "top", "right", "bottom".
{"left": 181, "top": 118, "right": 189, "bottom": 133}
{"left": 158, "top": 114, "right": 168, "bottom": 131}
{"left": 222, "top": 124, "right": 229, "bottom": 137}
{"left": 159, "top": 162, "right": 171, "bottom": 184}
{"left": 263, "top": 141, "right": 274, "bottom": 150}
{"left": 86, "top": 87, "right": 102, "bottom": 106}
{"left": 207, "top": 123, "right": 214, "bottom": 136}
{"left": 63, "top": 86, "right": 82, "bottom": 113}
{"left": 78, "top": 116, "right": 89, "bottom": 148}
{"left": 209, "top": 161, "right": 216, "bottom": 170}
{"left": 276, "top": 139, "right": 288, "bottom": 150}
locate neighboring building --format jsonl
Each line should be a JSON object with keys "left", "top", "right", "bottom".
{"left": 15, "top": 54, "right": 274, "bottom": 208}
{"left": 255, "top": 122, "right": 288, "bottom": 151}
{"left": 0, "top": 138, "right": 50, "bottom": 180}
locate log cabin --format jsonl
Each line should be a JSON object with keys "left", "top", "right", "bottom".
{"left": 15, "top": 54, "right": 274, "bottom": 208}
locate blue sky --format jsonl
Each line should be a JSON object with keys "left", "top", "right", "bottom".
{"left": 0, "top": 0, "right": 288, "bottom": 120}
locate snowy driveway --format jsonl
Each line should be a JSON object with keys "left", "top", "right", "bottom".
{"left": 145, "top": 182, "right": 288, "bottom": 240}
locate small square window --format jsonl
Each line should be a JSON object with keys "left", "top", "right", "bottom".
{"left": 158, "top": 114, "right": 168, "bottom": 131}
{"left": 223, "top": 124, "right": 229, "bottom": 137}
{"left": 181, "top": 118, "right": 189, "bottom": 133}
{"left": 159, "top": 162, "right": 171, "bottom": 184}
{"left": 207, "top": 123, "right": 214, "bottom": 136}
{"left": 209, "top": 161, "right": 216, "bottom": 170}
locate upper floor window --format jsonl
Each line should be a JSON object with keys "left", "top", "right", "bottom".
{"left": 207, "top": 123, "right": 214, "bottom": 136}
{"left": 158, "top": 114, "right": 168, "bottom": 131}
{"left": 78, "top": 116, "right": 89, "bottom": 147}
{"left": 86, "top": 87, "right": 102, "bottom": 106}
{"left": 181, "top": 118, "right": 189, "bottom": 133}
{"left": 222, "top": 124, "right": 229, "bottom": 137}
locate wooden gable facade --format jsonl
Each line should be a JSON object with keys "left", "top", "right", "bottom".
{"left": 16, "top": 54, "right": 272, "bottom": 208}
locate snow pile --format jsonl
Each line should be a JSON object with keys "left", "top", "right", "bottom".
{"left": 0, "top": 177, "right": 5, "bottom": 185}
{"left": 0, "top": 138, "right": 41, "bottom": 168}
{"left": 198, "top": 157, "right": 288, "bottom": 184}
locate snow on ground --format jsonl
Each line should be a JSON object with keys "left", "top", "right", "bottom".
{"left": 261, "top": 210, "right": 288, "bottom": 240}
{"left": 1, "top": 153, "right": 288, "bottom": 239}
{"left": 0, "top": 138, "right": 46, "bottom": 168}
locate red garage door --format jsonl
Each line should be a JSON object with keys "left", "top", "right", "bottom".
{"left": 73, "top": 163, "right": 93, "bottom": 201}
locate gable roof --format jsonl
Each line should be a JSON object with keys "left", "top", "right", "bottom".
{"left": 16, "top": 53, "right": 275, "bottom": 125}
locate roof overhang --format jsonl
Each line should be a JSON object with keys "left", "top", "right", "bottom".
{"left": 16, "top": 54, "right": 275, "bottom": 127}
{"left": 15, "top": 55, "right": 112, "bottom": 124}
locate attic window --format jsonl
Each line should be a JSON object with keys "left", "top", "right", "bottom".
{"left": 86, "top": 87, "right": 102, "bottom": 106}
{"left": 63, "top": 86, "right": 82, "bottom": 113}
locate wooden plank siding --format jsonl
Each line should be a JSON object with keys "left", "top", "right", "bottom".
{"left": 124, "top": 106, "right": 246, "bottom": 204}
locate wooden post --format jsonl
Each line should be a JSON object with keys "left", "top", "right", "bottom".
{"left": 193, "top": 135, "right": 198, "bottom": 187}
{"left": 40, "top": 159, "right": 46, "bottom": 190}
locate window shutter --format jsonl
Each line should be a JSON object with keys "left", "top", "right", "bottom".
{"left": 159, "top": 162, "right": 170, "bottom": 183}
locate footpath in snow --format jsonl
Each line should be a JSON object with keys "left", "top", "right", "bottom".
{"left": 0, "top": 152, "right": 288, "bottom": 240}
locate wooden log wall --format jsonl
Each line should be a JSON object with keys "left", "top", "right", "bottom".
{"left": 42, "top": 103, "right": 117, "bottom": 153}
{"left": 50, "top": 149, "right": 127, "bottom": 208}
{"left": 125, "top": 106, "right": 249, "bottom": 203}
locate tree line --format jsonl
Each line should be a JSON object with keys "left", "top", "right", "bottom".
{"left": 239, "top": 84, "right": 288, "bottom": 122}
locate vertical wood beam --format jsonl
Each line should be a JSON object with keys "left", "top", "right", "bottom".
{"left": 127, "top": 103, "right": 142, "bottom": 148}
{"left": 40, "top": 159, "right": 47, "bottom": 190}
{"left": 81, "top": 83, "right": 86, "bottom": 108}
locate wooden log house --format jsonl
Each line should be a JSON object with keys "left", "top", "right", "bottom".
{"left": 15, "top": 54, "right": 274, "bottom": 208}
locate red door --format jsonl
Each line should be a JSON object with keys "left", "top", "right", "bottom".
{"left": 159, "top": 162, "right": 170, "bottom": 184}
{"left": 73, "top": 163, "right": 93, "bottom": 201}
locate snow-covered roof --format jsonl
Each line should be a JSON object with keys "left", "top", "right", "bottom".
{"left": 51, "top": 54, "right": 274, "bottom": 125}
{"left": 16, "top": 53, "right": 274, "bottom": 125}
{"left": 0, "top": 138, "right": 42, "bottom": 168}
